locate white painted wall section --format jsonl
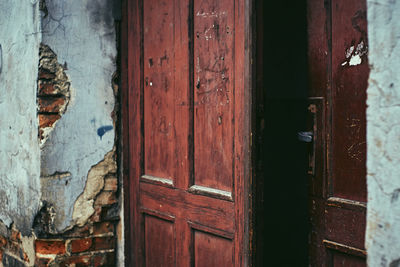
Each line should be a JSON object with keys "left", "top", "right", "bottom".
{"left": 0, "top": 1, "right": 41, "bottom": 234}
{"left": 366, "top": 0, "right": 400, "bottom": 265}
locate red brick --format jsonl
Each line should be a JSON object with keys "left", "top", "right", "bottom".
{"left": 93, "top": 237, "right": 115, "bottom": 251}
{"left": 90, "top": 206, "right": 103, "bottom": 222}
{"left": 103, "top": 177, "right": 118, "bottom": 192}
{"left": 38, "top": 97, "right": 65, "bottom": 113}
{"left": 94, "top": 191, "right": 117, "bottom": 206}
{"left": 70, "top": 238, "right": 93, "bottom": 254}
{"left": 35, "top": 256, "right": 52, "bottom": 267}
{"left": 61, "top": 224, "right": 91, "bottom": 238}
{"left": 93, "top": 252, "right": 115, "bottom": 267}
{"left": 58, "top": 255, "right": 91, "bottom": 267}
{"left": 93, "top": 222, "right": 114, "bottom": 236}
{"left": 39, "top": 70, "right": 56, "bottom": 80}
{"left": 35, "top": 240, "right": 65, "bottom": 255}
{"left": 39, "top": 82, "right": 57, "bottom": 95}
{"left": 39, "top": 114, "right": 61, "bottom": 128}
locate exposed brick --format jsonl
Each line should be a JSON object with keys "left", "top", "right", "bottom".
{"left": 57, "top": 255, "right": 91, "bottom": 267}
{"left": 103, "top": 177, "right": 118, "bottom": 192}
{"left": 93, "top": 237, "right": 115, "bottom": 251}
{"left": 61, "top": 224, "right": 92, "bottom": 238}
{"left": 93, "top": 222, "right": 114, "bottom": 236}
{"left": 11, "top": 230, "right": 21, "bottom": 242}
{"left": 39, "top": 114, "right": 61, "bottom": 128}
{"left": 0, "top": 236, "right": 7, "bottom": 248}
{"left": 94, "top": 192, "right": 117, "bottom": 206}
{"left": 39, "top": 69, "right": 56, "bottom": 80}
{"left": 38, "top": 97, "right": 66, "bottom": 113}
{"left": 90, "top": 206, "right": 103, "bottom": 223}
{"left": 35, "top": 240, "right": 65, "bottom": 255}
{"left": 70, "top": 238, "right": 93, "bottom": 254}
{"left": 93, "top": 252, "right": 115, "bottom": 267}
{"left": 39, "top": 81, "right": 57, "bottom": 95}
{"left": 35, "top": 256, "right": 52, "bottom": 267}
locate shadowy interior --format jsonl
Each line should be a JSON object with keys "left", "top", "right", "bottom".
{"left": 255, "top": 0, "right": 309, "bottom": 266}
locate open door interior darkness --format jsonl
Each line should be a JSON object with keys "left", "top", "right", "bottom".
{"left": 255, "top": 0, "right": 309, "bottom": 266}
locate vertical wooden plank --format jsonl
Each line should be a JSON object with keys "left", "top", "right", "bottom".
{"left": 307, "top": 0, "right": 331, "bottom": 266}
{"left": 193, "top": 0, "right": 235, "bottom": 192}
{"left": 143, "top": 0, "right": 176, "bottom": 180}
{"left": 194, "top": 231, "right": 234, "bottom": 267}
{"left": 331, "top": 0, "right": 368, "bottom": 202}
{"left": 120, "top": 0, "right": 131, "bottom": 265}
{"left": 174, "top": 0, "right": 191, "bottom": 189}
{"left": 234, "top": 0, "right": 251, "bottom": 266}
{"left": 144, "top": 215, "right": 175, "bottom": 267}
{"left": 123, "top": 0, "right": 144, "bottom": 265}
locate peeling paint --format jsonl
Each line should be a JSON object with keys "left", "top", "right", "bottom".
{"left": 38, "top": 44, "right": 71, "bottom": 147}
{"left": 72, "top": 148, "right": 117, "bottom": 227}
{"left": 342, "top": 40, "right": 368, "bottom": 67}
{"left": 40, "top": 0, "right": 116, "bottom": 232}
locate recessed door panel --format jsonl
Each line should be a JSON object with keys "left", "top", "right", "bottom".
{"left": 194, "top": 231, "right": 233, "bottom": 267}
{"left": 144, "top": 215, "right": 175, "bottom": 267}
{"left": 194, "top": 0, "right": 234, "bottom": 193}
{"left": 122, "top": 0, "right": 251, "bottom": 266}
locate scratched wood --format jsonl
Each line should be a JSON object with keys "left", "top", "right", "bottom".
{"left": 144, "top": 215, "right": 175, "bottom": 267}
{"left": 193, "top": 0, "right": 235, "bottom": 193}
{"left": 194, "top": 231, "right": 234, "bottom": 267}
{"left": 143, "top": 0, "right": 178, "bottom": 181}
{"left": 331, "top": 0, "right": 368, "bottom": 202}
{"left": 122, "top": 0, "right": 252, "bottom": 266}
{"left": 307, "top": 0, "right": 368, "bottom": 266}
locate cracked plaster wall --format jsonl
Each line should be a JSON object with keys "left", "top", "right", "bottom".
{"left": 40, "top": 0, "right": 117, "bottom": 232}
{"left": 366, "top": 0, "right": 400, "bottom": 266}
{"left": 0, "top": 1, "right": 41, "bottom": 235}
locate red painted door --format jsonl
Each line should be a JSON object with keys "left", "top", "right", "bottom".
{"left": 121, "top": 0, "right": 252, "bottom": 266}
{"left": 308, "top": 0, "right": 368, "bottom": 265}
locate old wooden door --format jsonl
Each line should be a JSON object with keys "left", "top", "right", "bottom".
{"left": 121, "top": 0, "right": 252, "bottom": 266}
{"left": 308, "top": 0, "right": 368, "bottom": 265}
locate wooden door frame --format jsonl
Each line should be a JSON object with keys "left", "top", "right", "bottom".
{"left": 120, "top": 0, "right": 256, "bottom": 266}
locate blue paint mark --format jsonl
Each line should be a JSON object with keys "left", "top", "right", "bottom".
{"left": 97, "top": 125, "right": 113, "bottom": 139}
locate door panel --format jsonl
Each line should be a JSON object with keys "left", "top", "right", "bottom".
{"left": 122, "top": 0, "right": 251, "bottom": 266}
{"left": 144, "top": 215, "right": 175, "bottom": 267}
{"left": 331, "top": 0, "right": 368, "bottom": 202}
{"left": 308, "top": 0, "right": 368, "bottom": 266}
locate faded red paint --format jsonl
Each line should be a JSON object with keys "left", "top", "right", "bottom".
{"left": 122, "top": 0, "right": 251, "bottom": 265}
{"left": 307, "top": 0, "right": 368, "bottom": 265}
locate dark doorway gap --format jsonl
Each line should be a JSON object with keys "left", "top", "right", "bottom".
{"left": 254, "top": 0, "right": 309, "bottom": 266}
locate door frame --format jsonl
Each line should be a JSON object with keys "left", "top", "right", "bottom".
{"left": 120, "top": 0, "right": 256, "bottom": 266}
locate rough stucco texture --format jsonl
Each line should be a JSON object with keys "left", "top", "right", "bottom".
{"left": 366, "top": 0, "right": 400, "bottom": 266}
{"left": 40, "top": 0, "right": 116, "bottom": 232}
{"left": 0, "top": 1, "right": 41, "bottom": 234}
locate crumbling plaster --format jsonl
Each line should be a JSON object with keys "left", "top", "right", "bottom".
{"left": 40, "top": 0, "right": 117, "bottom": 232}
{"left": 366, "top": 0, "right": 400, "bottom": 266}
{"left": 0, "top": 1, "right": 41, "bottom": 234}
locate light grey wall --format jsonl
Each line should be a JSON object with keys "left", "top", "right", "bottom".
{"left": 0, "top": 1, "right": 41, "bottom": 235}
{"left": 366, "top": 0, "right": 400, "bottom": 266}
{"left": 40, "top": 0, "right": 117, "bottom": 232}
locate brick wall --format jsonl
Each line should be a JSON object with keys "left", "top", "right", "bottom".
{"left": 0, "top": 228, "right": 33, "bottom": 266}
{"left": 34, "top": 43, "right": 120, "bottom": 267}
{"left": 37, "top": 44, "right": 70, "bottom": 145}
{"left": 34, "top": 173, "right": 119, "bottom": 267}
